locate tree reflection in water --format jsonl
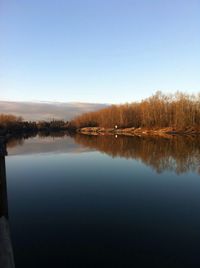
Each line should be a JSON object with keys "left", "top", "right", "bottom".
{"left": 74, "top": 134, "right": 200, "bottom": 174}
{"left": 6, "top": 132, "right": 200, "bottom": 175}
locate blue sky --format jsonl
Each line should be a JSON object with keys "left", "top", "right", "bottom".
{"left": 0, "top": 0, "right": 200, "bottom": 103}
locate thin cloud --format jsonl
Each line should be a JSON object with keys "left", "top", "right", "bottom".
{"left": 0, "top": 101, "right": 108, "bottom": 121}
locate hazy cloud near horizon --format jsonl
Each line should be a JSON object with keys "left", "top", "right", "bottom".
{"left": 0, "top": 101, "right": 107, "bottom": 121}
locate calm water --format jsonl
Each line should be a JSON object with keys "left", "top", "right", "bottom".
{"left": 3, "top": 134, "right": 200, "bottom": 267}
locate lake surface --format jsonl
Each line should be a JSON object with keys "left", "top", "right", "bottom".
{"left": 3, "top": 133, "right": 200, "bottom": 267}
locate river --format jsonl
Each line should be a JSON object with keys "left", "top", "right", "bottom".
{"left": 3, "top": 133, "right": 200, "bottom": 267}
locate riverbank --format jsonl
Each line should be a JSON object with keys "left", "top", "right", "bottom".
{"left": 77, "top": 126, "right": 200, "bottom": 136}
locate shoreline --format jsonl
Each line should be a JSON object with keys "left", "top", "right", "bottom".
{"left": 1, "top": 126, "right": 200, "bottom": 141}
{"left": 77, "top": 127, "right": 200, "bottom": 136}
{"left": 0, "top": 128, "right": 75, "bottom": 142}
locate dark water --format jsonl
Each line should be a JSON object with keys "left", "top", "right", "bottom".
{"left": 3, "top": 134, "right": 200, "bottom": 267}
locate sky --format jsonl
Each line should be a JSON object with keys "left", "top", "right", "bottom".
{"left": 0, "top": 0, "right": 200, "bottom": 104}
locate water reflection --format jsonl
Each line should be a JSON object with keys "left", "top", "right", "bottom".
{"left": 5, "top": 133, "right": 200, "bottom": 267}
{"left": 6, "top": 133, "right": 200, "bottom": 174}
{"left": 7, "top": 132, "right": 90, "bottom": 156}
{"left": 6, "top": 130, "right": 71, "bottom": 149}
{"left": 74, "top": 134, "right": 200, "bottom": 174}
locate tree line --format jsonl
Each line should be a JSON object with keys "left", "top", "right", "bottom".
{"left": 1, "top": 91, "right": 200, "bottom": 135}
{"left": 71, "top": 91, "right": 200, "bottom": 129}
{"left": 0, "top": 114, "right": 70, "bottom": 136}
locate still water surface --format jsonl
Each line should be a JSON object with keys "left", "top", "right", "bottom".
{"left": 4, "top": 134, "right": 200, "bottom": 267}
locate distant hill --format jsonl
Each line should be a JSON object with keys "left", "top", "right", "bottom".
{"left": 0, "top": 101, "right": 108, "bottom": 121}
